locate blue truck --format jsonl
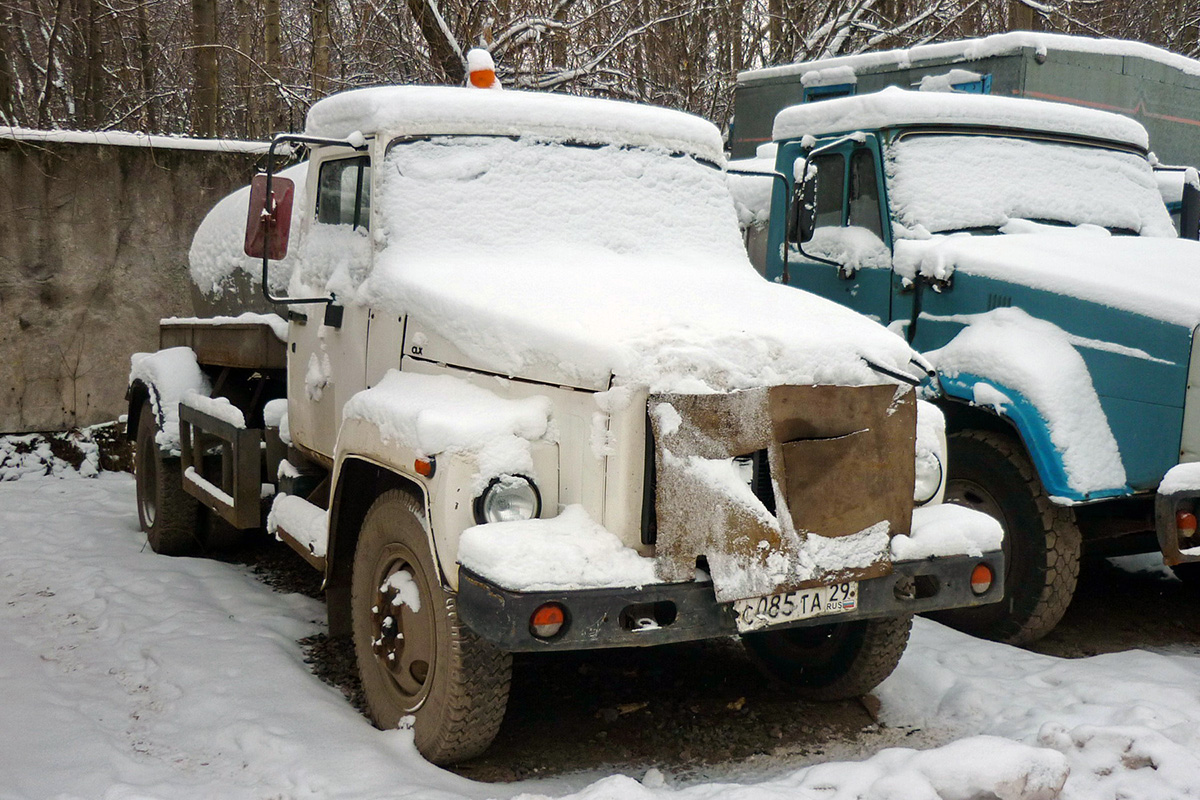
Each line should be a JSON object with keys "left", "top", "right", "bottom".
{"left": 740, "top": 85, "right": 1200, "bottom": 644}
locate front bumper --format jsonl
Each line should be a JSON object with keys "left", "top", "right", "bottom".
{"left": 457, "top": 551, "right": 1004, "bottom": 653}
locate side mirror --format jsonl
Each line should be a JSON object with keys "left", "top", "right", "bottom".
{"left": 788, "top": 176, "right": 816, "bottom": 243}
{"left": 1181, "top": 179, "right": 1199, "bottom": 241}
{"left": 244, "top": 173, "right": 295, "bottom": 260}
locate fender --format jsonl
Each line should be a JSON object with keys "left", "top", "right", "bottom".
{"left": 937, "top": 371, "right": 1129, "bottom": 504}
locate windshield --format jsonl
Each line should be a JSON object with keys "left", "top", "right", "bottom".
{"left": 886, "top": 133, "right": 1176, "bottom": 238}
{"left": 376, "top": 136, "right": 747, "bottom": 270}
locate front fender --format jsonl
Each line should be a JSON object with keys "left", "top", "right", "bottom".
{"left": 938, "top": 372, "right": 1128, "bottom": 503}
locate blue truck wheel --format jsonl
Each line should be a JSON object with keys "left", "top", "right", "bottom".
{"left": 931, "top": 430, "right": 1081, "bottom": 645}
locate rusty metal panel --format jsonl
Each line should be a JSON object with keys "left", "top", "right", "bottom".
{"left": 160, "top": 322, "right": 287, "bottom": 370}
{"left": 649, "top": 384, "right": 914, "bottom": 603}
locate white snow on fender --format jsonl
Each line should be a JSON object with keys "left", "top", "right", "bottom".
{"left": 128, "top": 347, "right": 212, "bottom": 453}
{"left": 341, "top": 371, "right": 553, "bottom": 491}
{"left": 458, "top": 505, "right": 658, "bottom": 592}
{"left": 925, "top": 308, "right": 1127, "bottom": 495}
{"left": 893, "top": 504, "right": 1003, "bottom": 560}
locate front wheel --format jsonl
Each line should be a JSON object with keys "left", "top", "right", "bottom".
{"left": 932, "top": 429, "right": 1081, "bottom": 645}
{"left": 350, "top": 490, "right": 511, "bottom": 764}
{"left": 741, "top": 616, "right": 911, "bottom": 700}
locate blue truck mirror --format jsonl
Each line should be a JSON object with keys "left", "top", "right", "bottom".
{"left": 1181, "top": 181, "right": 1199, "bottom": 240}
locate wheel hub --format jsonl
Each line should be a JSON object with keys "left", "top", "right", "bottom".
{"left": 371, "top": 551, "right": 434, "bottom": 701}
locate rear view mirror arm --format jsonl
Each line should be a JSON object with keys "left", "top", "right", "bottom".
{"left": 261, "top": 132, "right": 369, "bottom": 306}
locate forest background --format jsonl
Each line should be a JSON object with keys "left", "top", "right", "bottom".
{"left": 1, "top": 0, "right": 1197, "bottom": 141}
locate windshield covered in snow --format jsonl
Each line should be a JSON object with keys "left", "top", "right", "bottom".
{"left": 376, "top": 135, "right": 748, "bottom": 268}
{"left": 886, "top": 133, "right": 1176, "bottom": 238}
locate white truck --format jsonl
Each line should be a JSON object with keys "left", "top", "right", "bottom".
{"left": 127, "top": 86, "right": 1003, "bottom": 764}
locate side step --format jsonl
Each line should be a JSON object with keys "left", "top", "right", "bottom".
{"left": 268, "top": 494, "right": 329, "bottom": 570}
{"left": 178, "top": 397, "right": 262, "bottom": 530}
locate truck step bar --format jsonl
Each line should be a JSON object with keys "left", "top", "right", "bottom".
{"left": 178, "top": 401, "right": 263, "bottom": 530}
{"left": 268, "top": 494, "right": 329, "bottom": 570}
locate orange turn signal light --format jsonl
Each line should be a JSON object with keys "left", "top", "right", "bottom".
{"left": 530, "top": 603, "right": 566, "bottom": 639}
{"left": 1178, "top": 511, "right": 1197, "bottom": 538}
{"left": 414, "top": 457, "right": 435, "bottom": 478}
{"left": 970, "top": 563, "right": 994, "bottom": 596}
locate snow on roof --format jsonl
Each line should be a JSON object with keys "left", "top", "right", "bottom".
{"left": 0, "top": 126, "right": 269, "bottom": 154}
{"left": 304, "top": 85, "right": 725, "bottom": 162}
{"left": 740, "top": 32, "right": 1200, "bottom": 84}
{"left": 772, "top": 86, "right": 1149, "bottom": 149}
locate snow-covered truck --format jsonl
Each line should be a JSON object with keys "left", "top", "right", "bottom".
{"left": 740, "top": 85, "right": 1200, "bottom": 646}
{"left": 126, "top": 86, "right": 1003, "bottom": 763}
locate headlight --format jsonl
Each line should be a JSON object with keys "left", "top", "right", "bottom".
{"left": 474, "top": 475, "right": 542, "bottom": 524}
{"left": 914, "top": 449, "right": 943, "bottom": 506}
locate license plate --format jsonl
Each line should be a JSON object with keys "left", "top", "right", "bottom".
{"left": 732, "top": 581, "right": 859, "bottom": 633}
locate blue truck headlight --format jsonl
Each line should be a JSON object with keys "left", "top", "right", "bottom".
{"left": 914, "top": 450, "right": 943, "bottom": 506}
{"left": 474, "top": 475, "right": 542, "bottom": 524}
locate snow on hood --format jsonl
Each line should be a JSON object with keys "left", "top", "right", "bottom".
{"left": 895, "top": 223, "right": 1200, "bottom": 328}
{"left": 349, "top": 137, "right": 918, "bottom": 393}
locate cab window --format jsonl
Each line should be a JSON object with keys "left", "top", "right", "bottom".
{"left": 848, "top": 148, "right": 883, "bottom": 239}
{"left": 317, "top": 156, "right": 371, "bottom": 230}
{"left": 811, "top": 153, "right": 845, "bottom": 229}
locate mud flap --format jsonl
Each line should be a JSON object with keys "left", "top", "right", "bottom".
{"left": 649, "top": 384, "right": 915, "bottom": 603}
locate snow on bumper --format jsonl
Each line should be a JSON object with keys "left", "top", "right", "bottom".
{"left": 456, "top": 504, "right": 1004, "bottom": 652}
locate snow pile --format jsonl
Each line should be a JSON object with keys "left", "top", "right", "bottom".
{"left": 799, "top": 65, "right": 858, "bottom": 88}
{"left": 267, "top": 493, "right": 329, "bottom": 558}
{"left": 458, "top": 505, "right": 658, "bottom": 591}
{"left": 924, "top": 308, "right": 1127, "bottom": 495}
{"left": 886, "top": 134, "right": 1174, "bottom": 238}
{"left": 915, "top": 400, "right": 946, "bottom": 503}
{"left": 354, "top": 135, "right": 918, "bottom": 393}
{"left": 726, "top": 143, "right": 778, "bottom": 230}
{"left": 743, "top": 31, "right": 1200, "bottom": 84}
{"left": 1, "top": 125, "right": 268, "bottom": 153}
{"left": 188, "top": 162, "right": 307, "bottom": 297}
{"left": 1160, "top": 461, "right": 1200, "bottom": 494}
{"left": 803, "top": 225, "right": 891, "bottom": 271}
{"left": 774, "top": 87, "right": 1149, "bottom": 150}
{"left": 182, "top": 392, "right": 247, "bottom": 429}
{"left": 893, "top": 224, "right": 1200, "bottom": 328}
{"left": 918, "top": 68, "right": 984, "bottom": 92}
{"left": 304, "top": 86, "right": 724, "bottom": 163}
{"left": 892, "top": 504, "right": 1004, "bottom": 560}
{"left": 0, "top": 429, "right": 101, "bottom": 481}
{"left": 128, "top": 347, "right": 212, "bottom": 452}
{"left": 6, "top": 473, "right": 1200, "bottom": 799}
{"left": 342, "top": 371, "right": 553, "bottom": 490}
{"left": 163, "top": 312, "right": 289, "bottom": 341}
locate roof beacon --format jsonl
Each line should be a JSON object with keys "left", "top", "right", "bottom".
{"left": 467, "top": 48, "right": 501, "bottom": 90}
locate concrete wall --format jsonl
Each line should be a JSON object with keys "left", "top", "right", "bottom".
{"left": 0, "top": 138, "right": 262, "bottom": 433}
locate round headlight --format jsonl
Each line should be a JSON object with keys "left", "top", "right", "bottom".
{"left": 914, "top": 449, "right": 943, "bottom": 506}
{"left": 474, "top": 475, "right": 542, "bottom": 524}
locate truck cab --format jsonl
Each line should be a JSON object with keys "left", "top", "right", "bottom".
{"left": 128, "top": 85, "right": 1004, "bottom": 764}
{"left": 759, "top": 86, "right": 1200, "bottom": 644}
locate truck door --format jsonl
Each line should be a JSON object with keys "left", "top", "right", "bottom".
{"left": 787, "top": 138, "right": 893, "bottom": 325}
{"left": 286, "top": 153, "right": 373, "bottom": 459}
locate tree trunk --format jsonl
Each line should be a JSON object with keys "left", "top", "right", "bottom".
{"left": 311, "top": 0, "right": 332, "bottom": 98}
{"left": 0, "top": 5, "right": 13, "bottom": 123}
{"left": 406, "top": 0, "right": 465, "bottom": 84}
{"left": 191, "top": 0, "right": 219, "bottom": 136}
{"left": 1009, "top": 0, "right": 1039, "bottom": 32}
{"left": 137, "top": 0, "right": 157, "bottom": 131}
{"left": 264, "top": 0, "right": 283, "bottom": 134}
{"left": 236, "top": 0, "right": 253, "bottom": 137}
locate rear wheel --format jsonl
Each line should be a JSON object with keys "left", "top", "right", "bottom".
{"left": 741, "top": 616, "right": 911, "bottom": 700}
{"left": 135, "top": 399, "right": 201, "bottom": 556}
{"left": 350, "top": 490, "right": 511, "bottom": 764}
{"left": 932, "top": 429, "right": 1080, "bottom": 645}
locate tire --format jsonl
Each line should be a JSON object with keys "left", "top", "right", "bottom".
{"left": 931, "top": 429, "right": 1081, "bottom": 645}
{"left": 350, "top": 490, "right": 511, "bottom": 764}
{"left": 135, "top": 399, "right": 201, "bottom": 556}
{"left": 742, "top": 615, "right": 911, "bottom": 701}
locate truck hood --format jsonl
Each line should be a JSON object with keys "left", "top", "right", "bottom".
{"left": 894, "top": 223, "right": 1200, "bottom": 329}
{"left": 357, "top": 246, "right": 921, "bottom": 393}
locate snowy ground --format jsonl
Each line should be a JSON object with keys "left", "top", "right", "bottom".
{"left": 3, "top": 474, "right": 1200, "bottom": 799}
